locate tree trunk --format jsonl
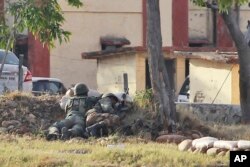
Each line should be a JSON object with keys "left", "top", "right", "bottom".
{"left": 221, "top": 8, "right": 250, "bottom": 122}
{"left": 146, "top": 0, "right": 176, "bottom": 130}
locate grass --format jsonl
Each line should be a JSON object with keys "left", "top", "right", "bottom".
{"left": 0, "top": 134, "right": 228, "bottom": 167}
{"left": 0, "top": 91, "right": 244, "bottom": 167}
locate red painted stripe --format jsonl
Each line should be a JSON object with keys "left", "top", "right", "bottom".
{"left": 172, "top": 0, "right": 188, "bottom": 47}
{"left": 28, "top": 32, "right": 50, "bottom": 77}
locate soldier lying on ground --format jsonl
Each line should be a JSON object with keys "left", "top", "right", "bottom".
{"left": 85, "top": 93, "right": 132, "bottom": 138}
{"left": 46, "top": 83, "right": 99, "bottom": 141}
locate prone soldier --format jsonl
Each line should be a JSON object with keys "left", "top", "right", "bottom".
{"left": 46, "top": 83, "right": 99, "bottom": 140}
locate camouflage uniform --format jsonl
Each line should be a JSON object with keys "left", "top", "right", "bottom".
{"left": 85, "top": 93, "right": 130, "bottom": 137}
{"left": 47, "top": 83, "right": 98, "bottom": 140}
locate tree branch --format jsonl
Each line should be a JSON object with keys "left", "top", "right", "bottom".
{"left": 205, "top": 1, "right": 219, "bottom": 10}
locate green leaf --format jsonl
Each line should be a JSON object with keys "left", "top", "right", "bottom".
{"left": 1, "top": 0, "right": 83, "bottom": 49}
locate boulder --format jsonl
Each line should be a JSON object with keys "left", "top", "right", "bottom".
{"left": 156, "top": 134, "right": 188, "bottom": 144}
{"left": 206, "top": 147, "right": 220, "bottom": 156}
{"left": 178, "top": 139, "right": 193, "bottom": 151}
{"left": 192, "top": 136, "right": 218, "bottom": 149}
{"left": 218, "top": 151, "right": 226, "bottom": 156}
{"left": 238, "top": 140, "right": 250, "bottom": 150}
{"left": 213, "top": 140, "right": 238, "bottom": 150}
{"left": 2, "top": 120, "right": 21, "bottom": 128}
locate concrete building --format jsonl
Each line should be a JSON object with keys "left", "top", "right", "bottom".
{"left": 1, "top": 0, "right": 249, "bottom": 104}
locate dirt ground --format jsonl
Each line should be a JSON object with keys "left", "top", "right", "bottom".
{"left": 0, "top": 92, "right": 249, "bottom": 141}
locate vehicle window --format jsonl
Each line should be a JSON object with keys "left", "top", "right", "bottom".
{"left": 0, "top": 51, "right": 19, "bottom": 65}
{"left": 33, "top": 80, "right": 64, "bottom": 94}
{"left": 33, "top": 81, "right": 46, "bottom": 92}
{"left": 179, "top": 77, "right": 190, "bottom": 95}
{"left": 48, "top": 82, "right": 60, "bottom": 93}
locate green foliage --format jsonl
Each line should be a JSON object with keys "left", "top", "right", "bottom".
{"left": 133, "top": 89, "right": 153, "bottom": 109}
{"left": 0, "top": 0, "right": 83, "bottom": 49}
{"left": 0, "top": 20, "right": 14, "bottom": 49}
{"left": 192, "top": 0, "right": 249, "bottom": 12}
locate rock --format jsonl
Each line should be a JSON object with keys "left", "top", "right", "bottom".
{"left": 206, "top": 147, "right": 220, "bottom": 156}
{"left": 218, "top": 151, "right": 226, "bottom": 156}
{"left": 0, "top": 94, "right": 65, "bottom": 135}
{"left": 7, "top": 125, "right": 15, "bottom": 131}
{"left": 158, "top": 130, "right": 168, "bottom": 136}
{"left": 238, "top": 140, "right": 250, "bottom": 150}
{"left": 156, "top": 134, "right": 188, "bottom": 144}
{"left": 213, "top": 140, "right": 238, "bottom": 150}
{"left": 2, "top": 120, "right": 21, "bottom": 128}
{"left": 0, "top": 127, "right": 8, "bottom": 134}
{"left": 178, "top": 139, "right": 193, "bottom": 151}
{"left": 28, "top": 114, "right": 36, "bottom": 123}
{"left": 191, "top": 133, "right": 200, "bottom": 139}
{"left": 192, "top": 147, "right": 208, "bottom": 154}
{"left": 199, "top": 147, "right": 208, "bottom": 154}
{"left": 192, "top": 136, "right": 218, "bottom": 149}
{"left": 16, "top": 126, "right": 30, "bottom": 134}
{"left": 8, "top": 101, "right": 18, "bottom": 108}
{"left": 188, "top": 146, "right": 196, "bottom": 152}
{"left": 9, "top": 109, "right": 17, "bottom": 117}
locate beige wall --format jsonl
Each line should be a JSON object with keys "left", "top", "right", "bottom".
{"left": 188, "top": 1, "right": 213, "bottom": 42}
{"left": 231, "top": 64, "right": 240, "bottom": 104}
{"left": 51, "top": 0, "right": 143, "bottom": 88}
{"left": 190, "top": 59, "right": 233, "bottom": 104}
{"left": 239, "top": 4, "right": 250, "bottom": 34}
{"left": 175, "top": 57, "right": 186, "bottom": 95}
{"left": 160, "top": 0, "right": 172, "bottom": 46}
{"left": 96, "top": 53, "right": 137, "bottom": 95}
{"left": 136, "top": 53, "right": 146, "bottom": 91}
{"left": 60, "top": 0, "right": 143, "bottom": 51}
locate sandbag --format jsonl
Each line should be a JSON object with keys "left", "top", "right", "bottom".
{"left": 178, "top": 139, "right": 193, "bottom": 151}
{"left": 238, "top": 140, "right": 250, "bottom": 150}
{"left": 213, "top": 140, "right": 238, "bottom": 150}
{"left": 156, "top": 134, "right": 188, "bottom": 144}
{"left": 192, "top": 136, "right": 218, "bottom": 149}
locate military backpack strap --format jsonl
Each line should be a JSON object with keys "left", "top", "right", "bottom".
{"left": 66, "top": 96, "right": 86, "bottom": 114}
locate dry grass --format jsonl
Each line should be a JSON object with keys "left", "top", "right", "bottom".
{"left": 176, "top": 109, "right": 250, "bottom": 140}
{"left": 0, "top": 134, "right": 228, "bottom": 167}
{"left": 0, "top": 91, "right": 248, "bottom": 166}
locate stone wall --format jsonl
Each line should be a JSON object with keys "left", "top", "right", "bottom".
{"left": 176, "top": 103, "right": 242, "bottom": 124}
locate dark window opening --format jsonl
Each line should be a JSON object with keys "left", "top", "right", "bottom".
{"left": 185, "top": 59, "right": 190, "bottom": 77}
{"left": 145, "top": 59, "right": 176, "bottom": 90}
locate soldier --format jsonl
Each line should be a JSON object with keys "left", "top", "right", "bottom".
{"left": 46, "top": 83, "right": 99, "bottom": 140}
{"left": 59, "top": 88, "right": 74, "bottom": 110}
{"left": 85, "top": 93, "right": 131, "bottom": 137}
{"left": 59, "top": 87, "right": 101, "bottom": 110}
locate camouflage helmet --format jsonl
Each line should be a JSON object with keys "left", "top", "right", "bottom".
{"left": 102, "top": 93, "right": 119, "bottom": 101}
{"left": 74, "top": 83, "right": 89, "bottom": 96}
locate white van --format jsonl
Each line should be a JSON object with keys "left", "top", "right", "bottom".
{"left": 0, "top": 49, "right": 32, "bottom": 94}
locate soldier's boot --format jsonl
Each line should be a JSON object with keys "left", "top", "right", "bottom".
{"left": 86, "top": 121, "right": 106, "bottom": 138}
{"left": 86, "top": 124, "right": 99, "bottom": 137}
{"left": 46, "top": 127, "right": 59, "bottom": 141}
{"left": 61, "top": 127, "right": 72, "bottom": 140}
{"left": 46, "top": 133, "right": 59, "bottom": 141}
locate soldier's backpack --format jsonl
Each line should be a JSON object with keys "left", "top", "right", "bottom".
{"left": 65, "top": 96, "right": 98, "bottom": 115}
